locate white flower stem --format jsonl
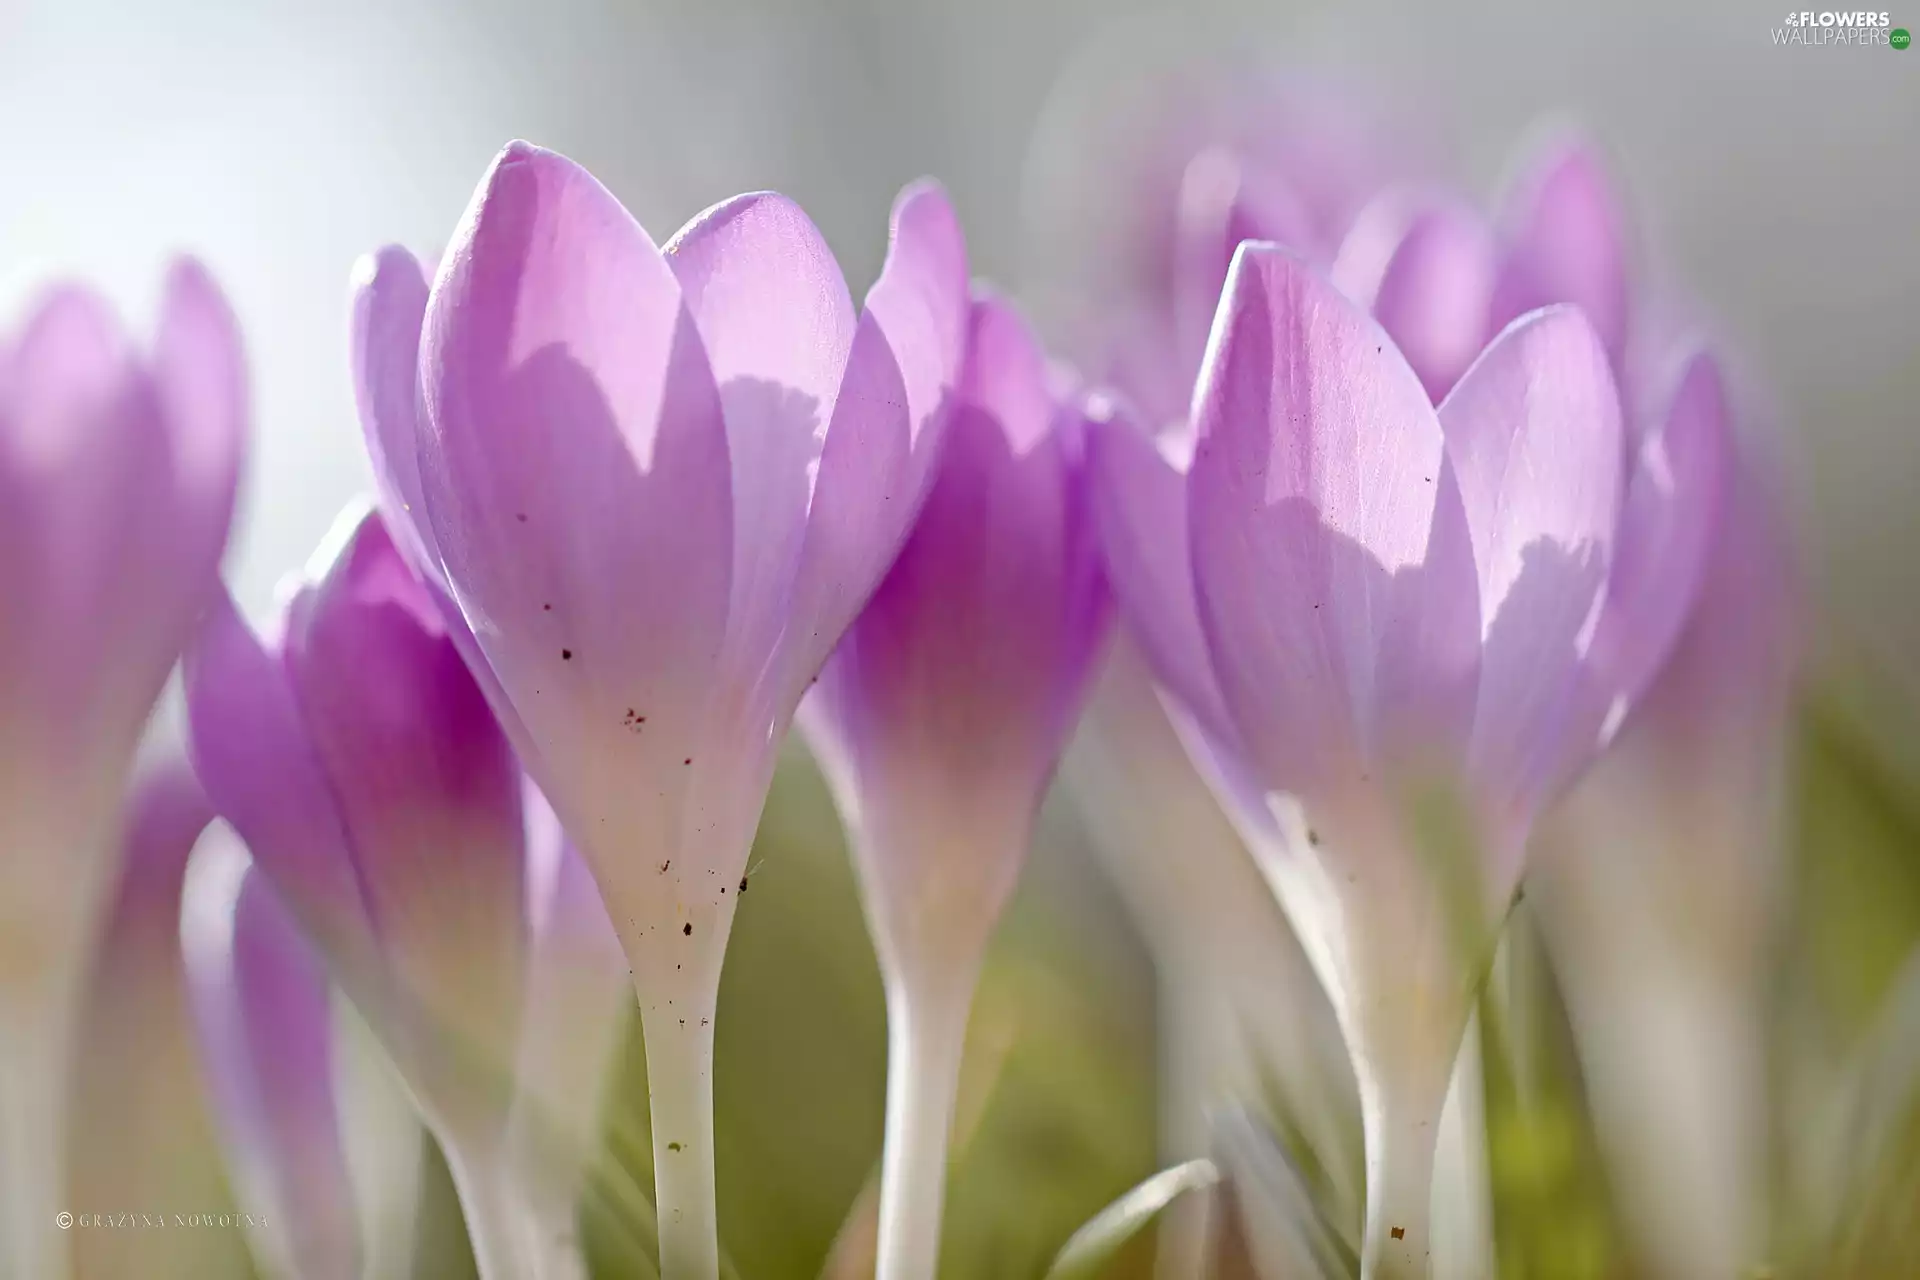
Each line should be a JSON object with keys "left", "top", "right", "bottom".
{"left": 442, "top": 1137, "right": 538, "bottom": 1280}
{"left": 638, "top": 998, "right": 720, "bottom": 1280}
{"left": 1354, "top": 1040, "right": 1458, "bottom": 1280}
{"left": 0, "top": 966, "right": 84, "bottom": 1280}
{"left": 874, "top": 961, "right": 981, "bottom": 1280}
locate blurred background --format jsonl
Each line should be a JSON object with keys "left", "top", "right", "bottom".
{"left": 2, "top": 1, "right": 1916, "bottom": 1277}
{"left": 1, "top": 0, "right": 1913, "bottom": 645}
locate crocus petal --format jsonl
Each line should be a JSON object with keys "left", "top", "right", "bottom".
{"left": 5, "top": 292, "right": 179, "bottom": 751}
{"left": 1087, "top": 411, "right": 1236, "bottom": 746}
{"left": 664, "top": 192, "right": 857, "bottom": 697}
{"left": 154, "top": 257, "right": 249, "bottom": 533}
{"left": 1490, "top": 136, "right": 1631, "bottom": 366}
{"left": 778, "top": 180, "right": 970, "bottom": 698}
{"left": 352, "top": 245, "right": 438, "bottom": 577}
{"left": 1188, "top": 245, "right": 1480, "bottom": 800}
{"left": 1576, "top": 349, "right": 1730, "bottom": 754}
{"left": 282, "top": 507, "right": 527, "bottom": 1092}
{"left": 1438, "top": 305, "right": 1624, "bottom": 823}
{"left": 810, "top": 296, "right": 1109, "bottom": 806}
{"left": 1336, "top": 196, "right": 1496, "bottom": 401}
{"left": 183, "top": 588, "right": 383, "bottom": 1003}
{"left": 350, "top": 244, "right": 542, "bottom": 773}
{"left": 805, "top": 293, "right": 1110, "bottom": 967}
{"left": 419, "top": 141, "right": 735, "bottom": 839}
{"left": 183, "top": 833, "right": 360, "bottom": 1280}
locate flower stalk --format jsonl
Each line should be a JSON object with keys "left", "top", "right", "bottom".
{"left": 874, "top": 955, "right": 982, "bottom": 1280}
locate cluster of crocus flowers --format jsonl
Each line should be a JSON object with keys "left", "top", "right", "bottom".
{"left": 0, "top": 70, "right": 1802, "bottom": 1279}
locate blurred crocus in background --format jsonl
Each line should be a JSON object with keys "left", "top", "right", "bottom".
{"left": 0, "top": 262, "right": 243, "bottom": 1280}
{"left": 184, "top": 504, "right": 538, "bottom": 1277}
{"left": 4, "top": 5, "right": 1919, "bottom": 1279}
{"left": 801, "top": 292, "right": 1110, "bottom": 1280}
{"left": 181, "top": 821, "right": 362, "bottom": 1280}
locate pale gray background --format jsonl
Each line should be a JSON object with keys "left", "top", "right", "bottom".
{"left": 2, "top": 0, "right": 1914, "bottom": 652}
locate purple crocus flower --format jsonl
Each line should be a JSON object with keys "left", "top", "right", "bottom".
{"left": 1095, "top": 243, "right": 1626, "bottom": 1278}
{"left": 182, "top": 823, "right": 360, "bottom": 1280}
{"left": 351, "top": 141, "right": 969, "bottom": 1278}
{"left": 0, "top": 262, "right": 245, "bottom": 1280}
{"left": 1334, "top": 136, "right": 1729, "bottom": 771}
{"left": 183, "top": 503, "right": 533, "bottom": 1279}
{"left": 800, "top": 294, "right": 1109, "bottom": 1280}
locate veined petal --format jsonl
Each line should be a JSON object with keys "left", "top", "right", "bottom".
{"left": 1490, "top": 135, "right": 1631, "bottom": 366}
{"left": 1189, "top": 245, "right": 1479, "bottom": 799}
{"left": 665, "top": 192, "right": 857, "bottom": 701}
{"left": 182, "top": 589, "right": 383, "bottom": 1008}
{"left": 1440, "top": 306, "right": 1623, "bottom": 820}
{"left": 777, "top": 181, "right": 970, "bottom": 699}
{"left": 419, "top": 140, "right": 734, "bottom": 861}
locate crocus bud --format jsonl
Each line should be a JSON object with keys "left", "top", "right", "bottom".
{"left": 357, "top": 140, "right": 968, "bottom": 1279}
{"left": 801, "top": 294, "right": 1110, "bottom": 1280}
{"left": 182, "top": 822, "right": 360, "bottom": 1280}
{"left": 1098, "top": 243, "right": 1628, "bottom": 1278}
{"left": 184, "top": 503, "right": 532, "bottom": 1279}
{"left": 0, "top": 262, "right": 245, "bottom": 1280}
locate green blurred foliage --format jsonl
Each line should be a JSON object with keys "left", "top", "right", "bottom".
{"left": 1479, "top": 910, "right": 1646, "bottom": 1280}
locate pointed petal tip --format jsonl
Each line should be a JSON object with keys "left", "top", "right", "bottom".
{"left": 13, "top": 282, "right": 128, "bottom": 372}
{"left": 961, "top": 291, "right": 1056, "bottom": 450}
{"left": 664, "top": 189, "right": 822, "bottom": 259}
{"left": 1478, "top": 301, "right": 1614, "bottom": 382}
{"left": 350, "top": 244, "right": 429, "bottom": 299}
{"left": 888, "top": 178, "right": 962, "bottom": 249}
